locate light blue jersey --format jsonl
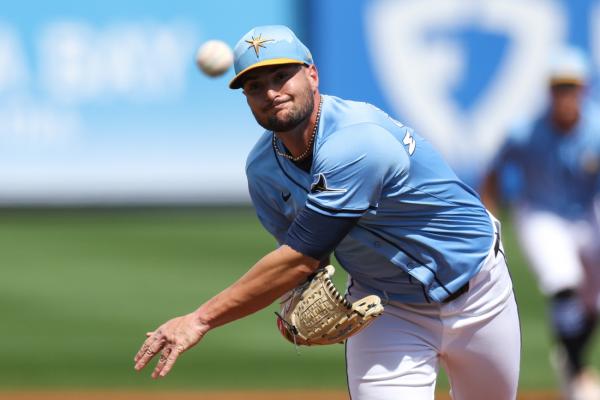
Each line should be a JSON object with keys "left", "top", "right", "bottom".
{"left": 246, "top": 95, "right": 494, "bottom": 303}
{"left": 494, "top": 102, "right": 600, "bottom": 218}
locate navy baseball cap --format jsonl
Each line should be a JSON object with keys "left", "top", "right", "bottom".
{"left": 229, "top": 25, "right": 313, "bottom": 89}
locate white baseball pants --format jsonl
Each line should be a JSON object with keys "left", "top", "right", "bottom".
{"left": 513, "top": 203, "right": 600, "bottom": 308}
{"left": 346, "top": 222, "right": 521, "bottom": 399}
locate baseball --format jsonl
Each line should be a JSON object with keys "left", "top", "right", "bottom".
{"left": 195, "top": 40, "right": 234, "bottom": 77}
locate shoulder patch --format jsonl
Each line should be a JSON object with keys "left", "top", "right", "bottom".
{"left": 310, "top": 173, "right": 347, "bottom": 194}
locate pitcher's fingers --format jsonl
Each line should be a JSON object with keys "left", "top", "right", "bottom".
{"left": 134, "top": 330, "right": 161, "bottom": 362}
{"left": 134, "top": 335, "right": 154, "bottom": 362}
{"left": 135, "top": 336, "right": 166, "bottom": 370}
{"left": 134, "top": 343, "right": 149, "bottom": 363}
{"left": 151, "top": 347, "right": 172, "bottom": 379}
{"left": 157, "top": 344, "right": 184, "bottom": 378}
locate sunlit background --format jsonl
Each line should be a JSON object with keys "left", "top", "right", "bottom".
{"left": 0, "top": 0, "right": 298, "bottom": 205}
{"left": 3, "top": 0, "right": 598, "bottom": 205}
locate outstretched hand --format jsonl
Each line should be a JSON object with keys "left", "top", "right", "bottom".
{"left": 134, "top": 313, "right": 209, "bottom": 378}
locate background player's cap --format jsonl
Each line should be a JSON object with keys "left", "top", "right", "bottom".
{"left": 229, "top": 25, "right": 313, "bottom": 89}
{"left": 548, "top": 46, "right": 590, "bottom": 86}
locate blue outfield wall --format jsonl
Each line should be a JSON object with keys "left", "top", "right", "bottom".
{"left": 1, "top": 0, "right": 598, "bottom": 203}
{"left": 306, "top": 0, "right": 600, "bottom": 187}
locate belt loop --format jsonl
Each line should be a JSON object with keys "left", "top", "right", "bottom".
{"left": 488, "top": 211, "right": 502, "bottom": 257}
{"left": 494, "top": 231, "right": 500, "bottom": 257}
{"left": 494, "top": 219, "right": 502, "bottom": 238}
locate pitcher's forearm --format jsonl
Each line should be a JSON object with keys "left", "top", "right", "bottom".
{"left": 193, "top": 245, "right": 319, "bottom": 330}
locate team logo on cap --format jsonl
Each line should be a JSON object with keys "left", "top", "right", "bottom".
{"left": 245, "top": 34, "right": 274, "bottom": 57}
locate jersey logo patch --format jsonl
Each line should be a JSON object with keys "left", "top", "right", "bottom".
{"left": 281, "top": 191, "right": 291, "bottom": 202}
{"left": 310, "top": 173, "right": 347, "bottom": 194}
{"left": 403, "top": 131, "right": 416, "bottom": 155}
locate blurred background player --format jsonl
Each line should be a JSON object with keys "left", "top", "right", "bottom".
{"left": 481, "top": 47, "right": 600, "bottom": 400}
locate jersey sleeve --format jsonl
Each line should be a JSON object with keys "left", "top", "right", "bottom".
{"left": 246, "top": 169, "right": 290, "bottom": 245}
{"left": 490, "top": 126, "right": 529, "bottom": 202}
{"left": 307, "top": 123, "right": 409, "bottom": 218}
{"left": 284, "top": 206, "right": 359, "bottom": 260}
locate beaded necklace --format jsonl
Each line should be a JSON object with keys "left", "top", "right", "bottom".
{"left": 272, "top": 97, "right": 323, "bottom": 162}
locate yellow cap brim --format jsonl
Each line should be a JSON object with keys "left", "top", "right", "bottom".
{"left": 550, "top": 76, "right": 585, "bottom": 86}
{"left": 229, "top": 58, "right": 306, "bottom": 89}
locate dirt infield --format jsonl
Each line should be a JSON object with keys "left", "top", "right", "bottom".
{"left": 0, "top": 391, "right": 561, "bottom": 400}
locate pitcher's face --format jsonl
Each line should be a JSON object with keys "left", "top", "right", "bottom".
{"left": 242, "top": 64, "right": 318, "bottom": 132}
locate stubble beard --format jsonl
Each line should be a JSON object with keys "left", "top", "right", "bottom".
{"left": 255, "top": 88, "right": 314, "bottom": 133}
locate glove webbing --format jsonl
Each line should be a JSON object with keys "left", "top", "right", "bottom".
{"left": 274, "top": 311, "right": 301, "bottom": 353}
{"left": 277, "top": 271, "right": 352, "bottom": 347}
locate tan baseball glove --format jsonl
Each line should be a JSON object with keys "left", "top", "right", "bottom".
{"left": 276, "top": 265, "right": 384, "bottom": 346}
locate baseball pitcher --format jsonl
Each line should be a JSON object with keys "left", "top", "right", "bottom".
{"left": 134, "top": 25, "right": 521, "bottom": 400}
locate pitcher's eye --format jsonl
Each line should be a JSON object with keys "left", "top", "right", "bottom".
{"left": 244, "top": 81, "right": 261, "bottom": 93}
{"left": 274, "top": 70, "right": 293, "bottom": 84}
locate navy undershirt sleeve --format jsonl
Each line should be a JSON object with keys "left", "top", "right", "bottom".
{"left": 283, "top": 205, "right": 360, "bottom": 260}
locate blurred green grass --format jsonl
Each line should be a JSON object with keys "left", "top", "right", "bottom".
{"left": 0, "top": 207, "right": 598, "bottom": 390}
